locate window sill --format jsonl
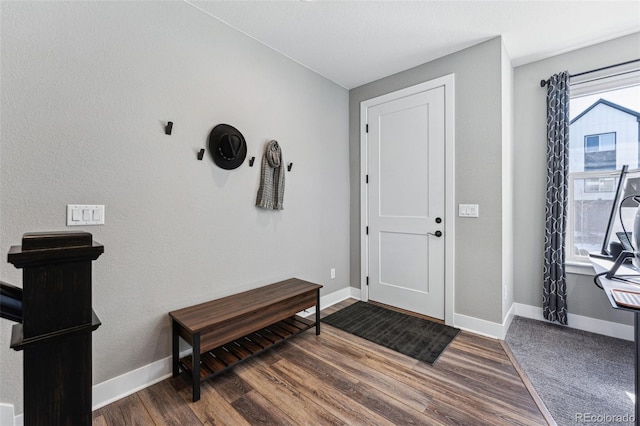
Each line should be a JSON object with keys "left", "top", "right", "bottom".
{"left": 566, "top": 261, "right": 595, "bottom": 276}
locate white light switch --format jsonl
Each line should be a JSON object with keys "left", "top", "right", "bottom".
{"left": 67, "top": 205, "right": 105, "bottom": 226}
{"left": 459, "top": 204, "right": 479, "bottom": 218}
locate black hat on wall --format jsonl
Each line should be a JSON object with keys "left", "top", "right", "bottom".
{"left": 208, "top": 124, "right": 247, "bottom": 170}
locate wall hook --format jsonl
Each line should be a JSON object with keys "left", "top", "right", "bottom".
{"left": 165, "top": 121, "right": 173, "bottom": 135}
{"left": 249, "top": 156, "right": 255, "bottom": 167}
{"left": 197, "top": 149, "right": 205, "bottom": 160}
{"left": 287, "top": 163, "right": 293, "bottom": 172}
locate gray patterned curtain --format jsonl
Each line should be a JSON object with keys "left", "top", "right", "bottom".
{"left": 543, "top": 71, "right": 570, "bottom": 325}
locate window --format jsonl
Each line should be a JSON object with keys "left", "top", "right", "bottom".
{"left": 585, "top": 133, "right": 615, "bottom": 152}
{"left": 567, "top": 76, "right": 640, "bottom": 263}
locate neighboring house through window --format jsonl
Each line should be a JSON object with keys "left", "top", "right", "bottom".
{"left": 568, "top": 86, "right": 640, "bottom": 262}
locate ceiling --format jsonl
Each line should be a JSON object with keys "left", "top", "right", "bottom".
{"left": 187, "top": 1, "right": 640, "bottom": 89}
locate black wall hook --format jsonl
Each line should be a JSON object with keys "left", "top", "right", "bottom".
{"left": 165, "top": 121, "right": 173, "bottom": 135}
{"left": 249, "top": 156, "right": 255, "bottom": 167}
{"left": 197, "top": 149, "right": 205, "bottom": 160}
{"left": 287, "top": 163, "right": 293, "bottom": 172}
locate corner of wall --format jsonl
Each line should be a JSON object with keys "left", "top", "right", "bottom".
{"left": 501, "top": 37, "right": 516, "bottom": 322}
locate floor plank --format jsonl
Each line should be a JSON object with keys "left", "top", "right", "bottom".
{"left": 92, "top": 394, "right": 154, "bottom": 425}
{"left": 182, "top": 383, "right": 251, "bottom": 426}
{"left": 232, "top": 389, "right": 296, "bottom": 425}
{"left": 136, "top": 379, "right": 203, "bottom": 425}
{"left": 235, "top": 358, "right": 346, "bottom": 425}
{"left": 93, "top": 298, "right": 547, "bottom": 426}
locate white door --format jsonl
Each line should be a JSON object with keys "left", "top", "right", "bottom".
{"left": 365, "top": 84, "right": 446, "bottom": 319}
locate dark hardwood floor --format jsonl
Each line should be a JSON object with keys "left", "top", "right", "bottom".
{"left": 93, "top": 299, "right": 548, "bottom": 425}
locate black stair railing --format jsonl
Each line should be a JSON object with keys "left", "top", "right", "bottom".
{"left": 0, "top": 280, "right": 23, "bottom": 323}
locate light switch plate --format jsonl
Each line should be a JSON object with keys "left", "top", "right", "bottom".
{"left": 67, "top": 205, "right": 105, "bottom": 226}
{"left": 459, "top": 204, "right": 479, "bottom": 218}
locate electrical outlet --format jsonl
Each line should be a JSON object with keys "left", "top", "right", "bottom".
{"left": 330, "top": 268, "right": 336, "bottom": 279}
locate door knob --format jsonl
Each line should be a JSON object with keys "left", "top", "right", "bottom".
{"left": 428, "top": 230, "right": 443, "bottom": 237}
{"left": 435, "top": 217, "right": 442, "bottom": 223}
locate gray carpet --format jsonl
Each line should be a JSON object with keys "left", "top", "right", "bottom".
{"left": 506, "top": 316, "right": 634, "bottom": 426}
{"left": 321, "top": 301, "right": 460, "bottom": 365}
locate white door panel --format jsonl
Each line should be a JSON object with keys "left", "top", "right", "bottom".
{"left": 367, "top": 85, "right": 445, "bottom": 319}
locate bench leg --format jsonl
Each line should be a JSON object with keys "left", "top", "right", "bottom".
{"left": 192, "top": 332, "right": 201, "bottom": 402}
{"left": 172, "top": 320, "right": 180, "bottom": 377}
{"left": 316, "top": 288, "right": 321, "bottom": 335}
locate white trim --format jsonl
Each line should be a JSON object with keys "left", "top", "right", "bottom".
{"left": 297, "top": 286, "right": 355, "bottom": 318}
{"left": 349, "top": 286, "right": 363, "bottom": 301}
{"left": 514, "top": 302, "right": 634, "bottom": 341}
{"left": 360, "top": 97, "right": 369, "bottom": 300}
{"left": 92, "top": 356, "right": 174, "bottom": 410}
{"left": 503, "top": 302, "right": 516, "bottom": 337}
{"left": 566, "top": 261, "right": 596, "bottom": 276}
{"left": 1, "top": 403, "right": 15, "bottom": 426}
{"left": 454, "top": 306, "right": 515, "bottom": 340}
{"left": 453, "top": 313, "right": 504, "bottom": 339}
{"left": 359, "top": 74, "right": 456, "bottom": 325}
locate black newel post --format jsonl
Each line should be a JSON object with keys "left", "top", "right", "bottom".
{"left": 7, "top": 231, "right": 103, "bottom": 426}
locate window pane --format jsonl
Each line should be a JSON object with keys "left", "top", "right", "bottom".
{"left": 571, "top": 176, "right": 616, "bottom": 256}
{"left": 584, "top": 177, "right": 616, "bottom": 193}
{"left": 599, "top": 133, "right": 616, "bottom": 151}
{"left": 585, "top": 135, "right": 599, "bottom": 153}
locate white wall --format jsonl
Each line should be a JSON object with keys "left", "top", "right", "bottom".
{"left": 0, "top": 1, "right": 349, "bottom": 414}
{"left": 513, "top": 32, "right": 640, "bottom": 325}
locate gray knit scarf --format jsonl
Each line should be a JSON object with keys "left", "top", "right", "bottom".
{"left": 256, "top": 140, "right": 285, "bottom": 210}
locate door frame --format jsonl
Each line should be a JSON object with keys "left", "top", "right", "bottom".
{"left": 360, "top": 74, "right": 455, "bottom": 325}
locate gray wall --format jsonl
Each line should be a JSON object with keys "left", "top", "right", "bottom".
{"left": 349, "top": 37, "right": 508, "bottom": 323}
{"left": 0, "top": 1, "right": 349, "bottom": 412}
{"left": 513, "top": 32, "right": 640, "bottom": 325}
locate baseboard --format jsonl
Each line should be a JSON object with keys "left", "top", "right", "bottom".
{"left": 453, "top": 311, "right": 511, "bottom": 340}
{"left": 3, "top": 285, "right": 358, "bottom": 422}
{"left": 298, "top": 286, "right": 359, "bottom": 318}
{"left": 91, "top": 356, "right": 173, "bottom": 411}
{"left": 94, "top": 285, "right": 355, "bottom": 411}
{"left": 1, "top": 403, "right": 15, "bottom": 426}
{"left": 513, "top": 302, "right": 634, "bottom": 341}
{"left": 503, "top": 302, "right": 516, "bottom": 338}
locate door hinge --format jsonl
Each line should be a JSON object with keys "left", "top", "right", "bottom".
{"left": 366, "top": 276, "right": 369, "bottom": 286}
{"left": 366, "top": 124, "right": 369, "bottom": 133}
{"left": 366, "top": 226, "right": 369, "bottom": 235}
{"left": 366, "top": 174, "right": 368, "bottom": 184}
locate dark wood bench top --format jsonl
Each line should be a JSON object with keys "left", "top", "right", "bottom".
{"left": 169, "top": 278, "right": 322, "bottom": 334}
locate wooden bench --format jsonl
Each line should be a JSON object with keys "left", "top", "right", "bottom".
{"left": 169, "top": 278, "right": 322, "bottom": 401}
